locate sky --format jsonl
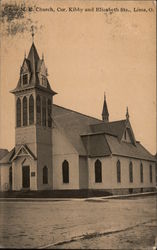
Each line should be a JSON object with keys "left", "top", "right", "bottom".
{"left": 0, "top": 0, "right": 156, "bottom": 154}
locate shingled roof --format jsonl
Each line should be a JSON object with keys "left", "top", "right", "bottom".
{"left": 0, "top": 148, "right": 15, "bottom": 164}
{"left": 52, "top": 104, "right": 102, "bottom": 155}
{"left": 90, "top": 120, "right": 126, "bottom": 140}
{"left": 53, "top": 104, "right": 156, "bottom": 161}
{"left": 105, "top": 135, "right": 155, "bottom": 162}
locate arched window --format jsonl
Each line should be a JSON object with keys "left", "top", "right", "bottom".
{"left": 140, "top": 163, "right": 143, "bottom": 183}
{"left": 117, "top": 160, "right": 121, "bottom": 183}
{"left": 129, "top": 162, "right": 133, "bottom": 183}
{"left": 16, "top": 98, "right": 21, "bottom": 127}
{"left": 48, "top": 99, "right": 52, "bottom": 128}
{"left": 95, "top": 159, "right": 102, "bottom": 183}
{"left": 43, "top": 166, "right": 48, "bottom": 184}
{"left": 42, "top": 97, "right": 46, "bottom": 126}
{"left": 36, "top": 95, "right": 41, "bottom": 125}
{"left": 62, "top": 160, "right": 69, "bottom": 183}
{"left": 29, "top": 95, "right": 34, "bottom": 125}
{"left": 149, "top": 165, "right": 152, "bottom": 183}
{"left": 23, "top": 96, "right": 27, "bottom": 126}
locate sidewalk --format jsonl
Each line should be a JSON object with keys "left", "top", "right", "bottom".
{"left": 0, "top": 191, "right": 156, "bottom": 202}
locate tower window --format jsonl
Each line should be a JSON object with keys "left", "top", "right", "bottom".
{"left": 62, "top": 160, "right": 69, "bottom": 183}
{"left": 41, "top": 75, "right": 47, "bottom": 87}
{"left": 22, "top": 74, "right": 28, "bottom": 85}
{"left": 95, "top": 159, "right": 102, "bottom": 183}
{"left": 36, "top": 95, "right": 41, "bottom": 125}
{"left": 23, "top": 96, "right": 27, "bottom": 126}
{"left": 42, "top": 97, "right": 46, "bottom": 126}
{"left": 140, "top": 163, "right": 143, "bottom": 183}
{"left": 129, "top": 162, "right": 133, "bottom": 183}
{"left": 16, "top": 98, "right": 21, "bottom": 127}
{"left": 43, "top": 166, "right": 48, "bottom": 184}
{"left": 48, "top": 99, "right": 52, "bottom": 128}
{"left": 149, "top": 165, "right": 152, "bottom": 183}
{"left": 117, "top": 160, "right": 121, "bottom": 183}
{"left": 29, "top": 95, "right": 34, "bottom": 125}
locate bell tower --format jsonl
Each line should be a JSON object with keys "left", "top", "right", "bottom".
{"left": 11, "top": 31, "right": 56, "bottom": 190}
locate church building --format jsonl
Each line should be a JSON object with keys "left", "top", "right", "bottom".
{"left": 0, "top": 38, "right": 156, "bottom": 196}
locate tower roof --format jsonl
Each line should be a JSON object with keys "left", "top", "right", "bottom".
{"left": 11, "top": 42, "right": 56, "bottom": 95}
{"left": 27, "top": 42, "right": 40, "bottom": 74}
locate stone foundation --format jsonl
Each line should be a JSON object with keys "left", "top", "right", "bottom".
{"left": 0, "top": 187, "right": 156, "bottom": 198}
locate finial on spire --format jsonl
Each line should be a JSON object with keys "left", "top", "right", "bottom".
{"left": 126, "top": 106, "right": 129, "bottom": 120}
{"left": 31, "top": 25, "right": 35, "bottom": 43}
{"left": 24, "top": 51, "right": 26, "bottom": 59}
{"left": 104, "top": 91, "right": 106, "bottom": 100}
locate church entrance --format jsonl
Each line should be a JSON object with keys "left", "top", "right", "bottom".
{"left": 22, "top": 166, "right": 30, "bottom": 189}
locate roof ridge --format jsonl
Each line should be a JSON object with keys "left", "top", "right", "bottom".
{"left": 108, "top": 119, "right": 126, "bottom": 124}
{"left": 53, "top": 104, "right": 102, "bottom": 122}
{"left": 81, "top": 131, "right": 117, "bottom": 137}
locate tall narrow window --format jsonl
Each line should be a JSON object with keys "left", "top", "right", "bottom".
{"left": 117, "top": 160, "right": 121, "bottom": 183}
{"left": 42, "top": 75, "right": 47, "bottom": 87}
{"left": 23, "top": 96, "right": 27, "bottom": 126}
{"left": 149, "top": 165, "right": 152, "bottom": 183}
{"left": 129, "top": 162, "right": 133, "bottom": 183}
{"left": 23, "top": 74, "right": 28, "bottom": 85}
{"left": 42, "top": 97, "right": 46, "bottom": 126}
{"left": 29, "top": 95, "right": 34, "bottom": 125}
{"left": 95, "top": 159, "right": 102, "bottom": 183}
{"left": 62, "top": 160, "right": 69, "bottom": 183}
{"left": 48, "top": 99, "right": 52, "bottom": 128}
{"left": 140, "top": 163, "right": 143, "bottom": 183}
{"left": 36, "top": 95, "right": 41, "bottom": 125}
{"left": 16, "top": 98, "right": 21, "bottom": 127}
{"left": 43, "top": 166, "right": 48, "bottom": 184}
{"left": 9, "top": 166, "right": 12, "bottom": 190}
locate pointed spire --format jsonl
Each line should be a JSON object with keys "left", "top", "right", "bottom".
{"left": 102, "top": 92, "right": 109, "bottom": 122}
{"left": 126, "top": 106, "right": 129, "bottom": 120}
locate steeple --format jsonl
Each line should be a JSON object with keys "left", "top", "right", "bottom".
{"left": 102, "top": 92, "right": 109, "bottom": 122}
{"left": 11, "top": 31, "right": 56, "bottom": 95}
{"left": 126, "top": 106, "right": 129, "bottom": 120}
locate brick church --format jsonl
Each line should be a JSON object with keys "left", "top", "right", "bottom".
{"left": 0, "top": 38, "right": 156, "bottom": 195}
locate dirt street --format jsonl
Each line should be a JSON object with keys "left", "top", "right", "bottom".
{"left": 0, "top": 195, "right": 156, "bottom": 249}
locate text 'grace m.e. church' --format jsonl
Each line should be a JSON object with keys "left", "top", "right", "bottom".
{"left": 0, "top": 35, "right": 156, "bottom": 196}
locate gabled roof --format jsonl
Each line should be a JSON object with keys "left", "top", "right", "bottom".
{"left": 105, "top": 135, "right": 156, "bottom": 162}
{"left": 90, "top": 120, "right": 126, "bottom": 140}
{"left": 11, "top": 144, "right": 36, "bottom": 162}
{"left": 53, "top": 104, "right": 156, "bottom": 161}
{"left": 0, "top": 148, "right": 15, "bottom": 164}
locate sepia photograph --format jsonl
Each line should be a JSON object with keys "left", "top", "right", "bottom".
{"left": 0, "top": 0, "right": 156, "bottom": 249}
